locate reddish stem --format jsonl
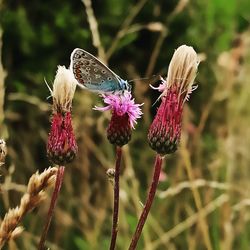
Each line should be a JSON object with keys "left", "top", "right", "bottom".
{"left": 128, "top": 154, "right": 163, "bottom": 250}
{"left": 109, "top": 146, "right": 122, "bottom": 250}
{"left": 38, "top": 166, "right": 65, "bottom": 250}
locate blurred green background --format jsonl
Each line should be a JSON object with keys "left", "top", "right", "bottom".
{"left": 1, "top": 0, "right": 250, "bottom": 249}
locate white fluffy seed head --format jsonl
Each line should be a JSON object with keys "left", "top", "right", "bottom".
{"left": 165, "top": 45, "right": 199, "bottom": 101}
{"left": 52, "top": 66, "right": 77, "bottom": 112}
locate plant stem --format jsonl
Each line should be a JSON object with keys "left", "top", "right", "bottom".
{"left": 109, "top": 146, "right": 122, "bottom": 250}
{"left": 128, "top": 154, "right": 163, "bottom": 250}
{"left": 38, "top": 166, "right": 65, "bottom": 250}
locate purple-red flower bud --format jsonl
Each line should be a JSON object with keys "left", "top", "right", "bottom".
{"left": 148, "top": 87, "right": 182, "bottom": 155}
{"left": 107, "top": 112, "right": 132, "bottom": 147}
{"left": 47, "top": 112, "right": 78, "bottom": 165}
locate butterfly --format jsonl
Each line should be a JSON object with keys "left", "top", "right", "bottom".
{"left": 70, "top": 48, "right": 131, "bottom": 93}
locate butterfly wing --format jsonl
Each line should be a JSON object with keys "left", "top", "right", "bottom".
{"left": 70, "top": 48, "right": 124, "bottom": 93}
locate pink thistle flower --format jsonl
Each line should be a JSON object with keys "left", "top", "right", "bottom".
{"left": 47, "top": 66, "right": 78, "bottom": 165}
{"left": 94, "top": 91, "right": 142, "bottom": 147}
{"left": 148, "top": 45, "right": 199, "bottom": 155}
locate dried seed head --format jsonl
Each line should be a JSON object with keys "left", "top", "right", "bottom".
{"left": 106, "top": 168, "right": 115, "bottom": 178}
{"left": 106, "top": 168, "right": 115, "bottom": 184}
{"left": 10, "top": 226, "right": 24, "bottom": 240}
{"left": 162, "top": 45, "right": 199, "bottom": 102}
{"left": 0, "top": 167, "right": 57, "bottom": 248}
{"left": 0, "top": 207, "right": 21, "bottom": 245}
{"left": 27, "top": 167, "right": 57, "bottom": 195}
{"left": 51, "top": 66, "right": 77, "bottom": 113}
{"left": 0, "top": 139, "right": 7, "bottom": 166}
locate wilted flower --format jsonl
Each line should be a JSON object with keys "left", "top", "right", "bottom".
{"left": 47, "top": 66, "right": 78, "bottom": 165}
{"left": 94, "top": 91, "right": 142, "bottom": 147}
{"left": 148, "top": 45, "right": 199, "bottom": 155}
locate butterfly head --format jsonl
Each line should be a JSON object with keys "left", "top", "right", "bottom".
{"left": 120, "top": 79, "right": 132, "bottom": 92}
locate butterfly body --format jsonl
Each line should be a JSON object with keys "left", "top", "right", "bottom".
{"left": 70, "top": 48, "right": 130, "bottom": 93}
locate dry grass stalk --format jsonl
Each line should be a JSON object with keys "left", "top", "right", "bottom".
{"left": 158, "top": 179, "right": 246, "bottom": 199}
{"left": 106, "top": 0, "right": 148, "bottom": 60}
{"left": 0, "top": 167, "right": 57, "bottom": 249}
{"left": 151, "top": 194, "right": 229, "bottom": 250}
{"left": 82, "top": 0, "right": 106, "bottom": 61}
{"left": 180, "top": 137, "right": 213, "bottom": 250}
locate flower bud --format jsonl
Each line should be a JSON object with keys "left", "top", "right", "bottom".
{"left": 107, "top": 112, "right": 132, "bottom": 147}
{"left": 47, "top": 112, "right": 77, "bottom": 165}
{"left": 148, "top": 87, "right": 182, "bottom": 155}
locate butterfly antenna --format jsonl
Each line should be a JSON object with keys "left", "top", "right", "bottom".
{"left": 128, "top": 75, "right": 158, "bottom": 83}
{"left": 44, "top": 77, "right": 53, "bottom": 100}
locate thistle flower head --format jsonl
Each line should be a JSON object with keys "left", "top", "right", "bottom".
{"left": 47, "top": 66, "right": 78, "bottom": 165}
{"left": 95, "top": 91, "right": 142, "bottom": 147}
{"left": 148, "top": 45, "right": 199, "bottom": 156}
